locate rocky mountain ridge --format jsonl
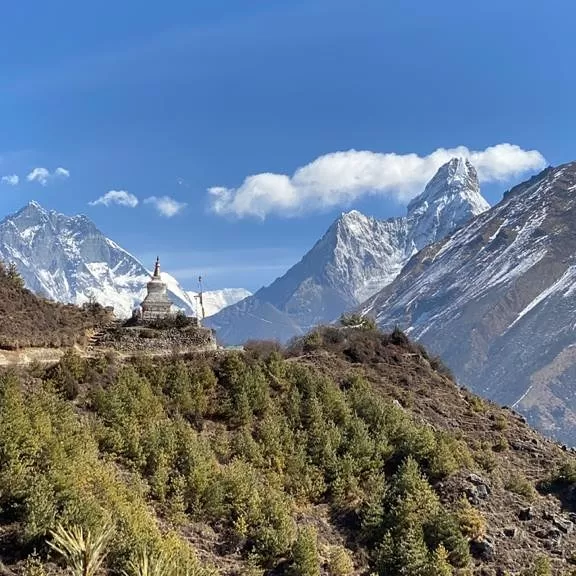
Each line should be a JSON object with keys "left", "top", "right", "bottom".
{"left": 361, "top": 161, "right": 576, "bottom": 444}
{"left": 208, "top": 158, "right": 489, "bottom": 344}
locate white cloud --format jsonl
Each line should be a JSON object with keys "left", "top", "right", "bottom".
{"left": 144, "top": 196, "right": 187, "bottom": 217}
{"left": 1, "top": 174, "right": 19, "bottom": 186}
{"left": 89, "top": 190, "right": 139, "bottom": 208}
{"left": 209, "top": 143, "right": 546, "bottom": 219}
{"left": 54, "top": 167, "right": 70, "bottom": 178}
{"left": 27, "top": 166, "right": 70, "bottom": 186}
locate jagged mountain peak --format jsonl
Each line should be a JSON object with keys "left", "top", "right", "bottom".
{"left": 8, "top": 201, "right": 98, "bottom": 240}
{"left": 26, "top": 199, "right": 44, "bottom": 211}
{"left": 209, "top": 159, "right": 489, "bottom": 344}
{"left": 407, "top": 157, "right": 489, "bottom": 251}
{"left": 339, "top": 209, "right": 366, "bottom": 221}
{"left": 0, "top": 203, "right": 252, "bottom": 320}
{"left": 14, "top": 200, "right": 49, "bottom": 220}
{"left": 408, "top": 157, "right": 485, "bottom": 213}
{"left": 332, "top": 210, "right": 381, "bottom": 242}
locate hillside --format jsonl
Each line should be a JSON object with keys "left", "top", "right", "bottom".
{"left": 2, "top": 324, "right": 576, "bottom": 575}
{"left": 208, "top": 158, "right": 489, "bottom": 345}
{"left": 360, "top": 161, "right": 576, "bottom": 446}
{"left": 0, "top": 260, "right": 111, "bottom": 349}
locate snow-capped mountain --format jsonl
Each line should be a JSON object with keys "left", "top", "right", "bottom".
{"left": 0, "top": 201, "right": 247, "bottom": 319}
{"left": 360, "top": 162, "right": 576, "bottom": 444}
{"left": 187, "top": 288, "right": 252, "bottom": 318}
{"left": 208, "top": 157, "right": 489, "bottom": 344}
{"left": 407, "top": 157, "right": 489, "bottom": 250}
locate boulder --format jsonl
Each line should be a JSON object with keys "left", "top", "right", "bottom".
{"left": 518, "top": 507, "right": 534, "bottom": 521}
{"left": 553, "top": 516, "right": 573, "bottom": 534}
{"left": 470, "top": 538, "right": 496, "bottom": 561}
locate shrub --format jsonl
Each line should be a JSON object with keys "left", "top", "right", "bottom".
{"left": 424, "top": 511, "right": 470, "bottom": 568}
{"left": 467, "top": 395, "right": 487, "bottom": 413}
{"left": 549, "top": 459, "right": 576, "bottom": 485}
{"left": 455, "top": 497, "right": 486, "bottom": 541}
{"left": 292, "top": 527, "right": 320, "bottom": 576}
{"left": 390, "top": 326, "right": 409, "bottom": 346}
{"left": 428, "top": 355, "right": 454, "bottom": 380}
{"left": 328, "top": 546, "right": 354, "bottom": 576}
{"left": 521, "top": 555, "right": 552, "bottom": 576}
{"left": 148, "top": 311, "right": 193, "bottom": 330}
{"left": 492, "top": 413, "right": 508, "bottom": 431}
{"left": 339, "top": 313, "right": 377, "bottom": 331}
{"left": 505, "top": 474, "right": 537, "bottom": 501}
{"left": 473, "top": 447, "right": 498, "bottom": 472}
{"left": 428, "top": 544, "right": 452, "bottom": 576}
{"left": 492, "top": 434, "right": 509, "bottom": 452}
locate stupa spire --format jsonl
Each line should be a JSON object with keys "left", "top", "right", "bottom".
{"left": 140, "top": 256, "right": 172, "bottom": 321}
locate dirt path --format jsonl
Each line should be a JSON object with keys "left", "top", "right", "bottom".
{"left": 0, "top": 347, "right": 69, "bottom": 366}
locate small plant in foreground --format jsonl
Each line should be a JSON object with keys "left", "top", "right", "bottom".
{"left": 48, "top": 522, "right": 114, "bottom": 576}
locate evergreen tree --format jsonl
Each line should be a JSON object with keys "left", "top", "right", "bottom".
{"left": 292, "top": 527, "right": 320, "bottom": 576}
{"left": 427, "top": 545, "right": 452, "bottom": 576}
{"left": 376, "top": 526, "right": 430, "bottom": 576}
{"left": 7, "top": 261, "right": 24, "bottom": 288}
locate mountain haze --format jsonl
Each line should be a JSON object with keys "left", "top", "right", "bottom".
{"left": 208, "top": 158, "right": 489, "bottom": 344}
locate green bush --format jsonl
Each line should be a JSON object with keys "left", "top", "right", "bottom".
{"left": 327, "top": 546, "right": 354, "bottom": 576}
{"left": 505, "top": 474, "right": 537, "bottom": 501}
{"left": 455, "top": 497, "right": 486, "bottom": 541}
{"left": 291, "top": 527, "right": 320, "bottom": 576}
{"left": 521, "top": 555, "right": 552, "bottom": 576}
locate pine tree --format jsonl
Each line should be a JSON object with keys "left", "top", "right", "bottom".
{"left": 386, "top": 457, "right": 440, "bottom": 529}
{"left": 292, "top": 526, "right": 320, "bottom": 576}
{"left": 7, "top": 262, "right": 24, "bottom": 289}
{"left": 427, "top": 545, "right": 452, "bottom": 576}
{"left": 376, "top": 526, "right": 430, "bottom": 576}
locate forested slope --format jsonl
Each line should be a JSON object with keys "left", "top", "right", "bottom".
{"left": 1, "top": 324, "right": 576, "bottom": 575}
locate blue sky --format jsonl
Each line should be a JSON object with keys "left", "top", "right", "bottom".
{"left": 0, "top": 0, "right": 573, "bottom": 292}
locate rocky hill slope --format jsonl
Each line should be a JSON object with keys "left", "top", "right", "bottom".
{"left": 0, "top": 258, "right": 111, "bottom": 349}
{"left": 0, "top": 202, "right": 249, "bottom": 319}
{"left": 208, "top": 158, "right": 489, "bottom": 344}
{"left": 2, "top": 326, "right": 576, "bottom": 575}
{"left": 361, "top": 161, "right": 576, "bottom": 445}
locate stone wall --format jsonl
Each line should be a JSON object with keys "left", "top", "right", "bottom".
{"left": 89, "top": 324, "right": 217, "bottom": 355}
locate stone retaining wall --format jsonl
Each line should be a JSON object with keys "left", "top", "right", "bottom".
{"left": 90, "top": 325, "right": 217, "bottom": 355}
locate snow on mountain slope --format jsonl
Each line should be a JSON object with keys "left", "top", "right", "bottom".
{"left": 186, "top": 288, "right": 252, "bottom": 317}
{"left": 208, "top": 157, "right": 489, "bottom": 344}
{"left": 407, "top": 157, "right": 489, "bottom": 250}
{"left": 360, "top": 162, "right": 576, "bottom": 444}
{"left": 0, "top": 202, "right": 196, "bottom": 318}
